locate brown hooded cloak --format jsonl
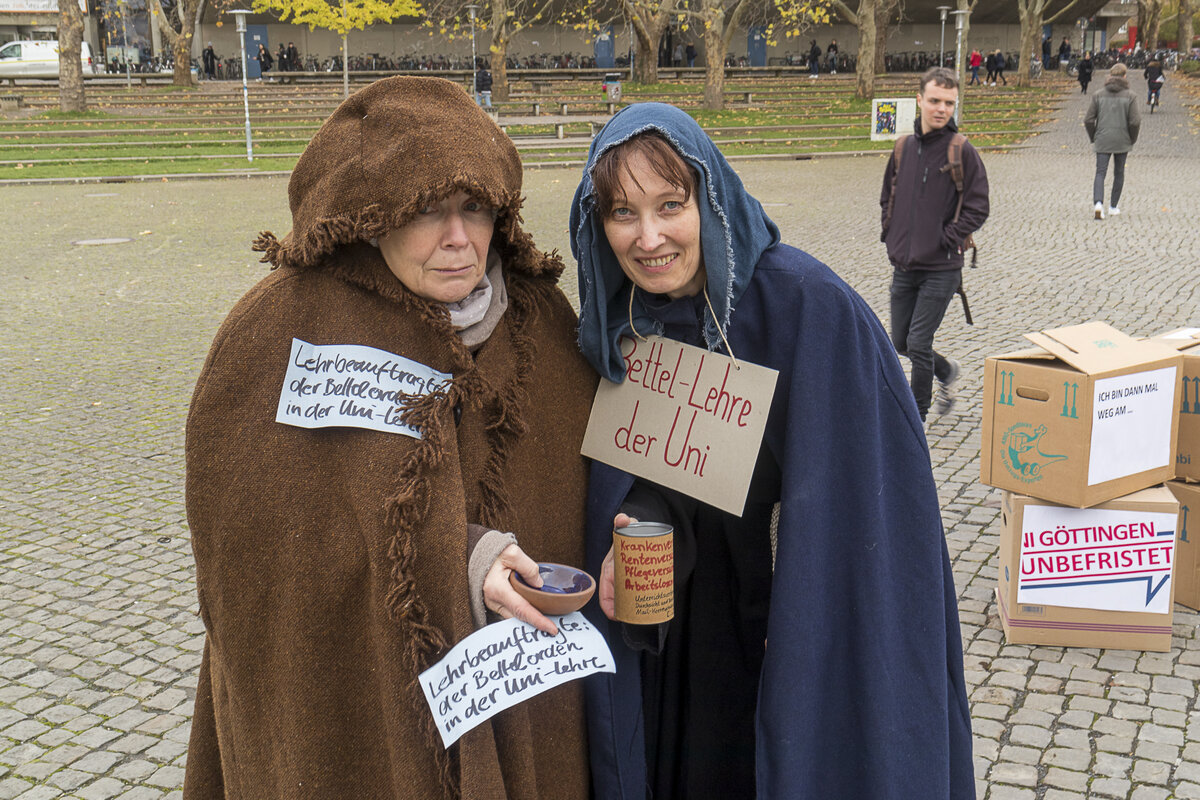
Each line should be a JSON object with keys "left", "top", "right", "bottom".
{"left": 183, "top": 76, "right": 594, "bottom": 800}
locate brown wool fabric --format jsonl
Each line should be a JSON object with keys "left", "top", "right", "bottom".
{"left": 183, "top": 77, "right": 595, "bottom": 800}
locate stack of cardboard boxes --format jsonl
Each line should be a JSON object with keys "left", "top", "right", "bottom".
{"left": 981, "top": 322, "right": 1197, "bottom": 651}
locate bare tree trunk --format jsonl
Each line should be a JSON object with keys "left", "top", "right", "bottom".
{"left": 1180, "top": 0, "right": 1195, "bottom": 57}
{"left": 1146, "top": 1, "right": 1163, "bottom": 48}
{"left": 703, "top": 19, "right": 724, "bottom": 109}
{"left": 873, "top": 0, "right": 891, "bottom": 75}
{"left": 57, "top": 0, "right": 86, "bottom": 112}
{"left": 172, "top": 22, "right": 193, "bottom": 85}
{"left": 152, "top": 0, "right": 198, "bottom": 87}
{"left": 956, "top": 0, "right": 973, "bottom": 86}
{"left": 630, "top": 16, "right": 664, "bottom": 84}
{"left": 1015, "top": 0, "right": 1042, "bottom": 88}
{"left": 855, "top": 0, "right": 878, "bottom": 98}
{"left": 490, "top": 6, "right": 511, "bottom": 102}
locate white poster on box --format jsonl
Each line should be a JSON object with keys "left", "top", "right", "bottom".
{"left": 1087, "top": 366, "right": 1177, "bottom": 485}
{"left": 1017, "top": 505, "right": 1177, "bottom": 613}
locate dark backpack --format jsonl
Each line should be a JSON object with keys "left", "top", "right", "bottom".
{"left": 882, "top": 132, "right": 978, "bottom": 324}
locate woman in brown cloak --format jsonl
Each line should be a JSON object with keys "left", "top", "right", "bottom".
{"left": 183, "top": 76, "right": 594, "bottom": 799}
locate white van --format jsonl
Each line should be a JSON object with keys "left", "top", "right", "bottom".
{"left": 0, "top": 40, "right": 99, "bottom": 78}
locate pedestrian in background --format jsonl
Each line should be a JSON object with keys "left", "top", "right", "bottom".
{"left": 1058, "top": 36, "right": 1072, "bottom": 68}
{"left": 985, "top": 49, "right": 997, "bottom": 85}
{"left": 686, "top": 41, "right": 696, "bottom": 67}
{"left": 673, "top": 42, "right": 683, "bottom": 67}
{"left": 287, "top": 42, "right": 300, "bottom": 72}
{"left": 1085, "top": 62, "right": 1140, "bottom": 219}
{"left": 1077, "top": 51, "right": 1094, "bottom": 93}
{"left": 474, "top": 61, "right": 492, "bottom": 107}
{"left": 993, "top": 49, "right": 1007, "bottom": 85}
{"left": 881, "top": 67, "right": 989, "bottom": 424}
{"left": 1144, "top": 59, "right": 1165, "bottom": 106}
{"left": 255, "top": 43, "right": 273, "bottom": 80}
{"left": 968, "top": 48, "right": 982, "bottom": 85}
{"left": 808, "top": 39, "right": 821, "bottom": 77}
{"left": 202, "top": 42, "right": 216, "bottom": 80}
{"left": 275, "top": 42, "right": 287, "bottom": 73}
{"left": 826, "top": 39, "right": 839, "bottom": 73}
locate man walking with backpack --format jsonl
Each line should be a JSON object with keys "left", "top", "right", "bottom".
{"left": 880, "top": 67, "right": 990, "bottom": 425}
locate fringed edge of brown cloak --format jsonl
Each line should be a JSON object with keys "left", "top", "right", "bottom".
{"left": 371, "top": 272, "right": 558, "bottom": 800}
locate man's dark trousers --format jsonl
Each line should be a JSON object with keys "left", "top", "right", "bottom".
{"left": 890, "top": 268, "right": 960, "bottom": 420}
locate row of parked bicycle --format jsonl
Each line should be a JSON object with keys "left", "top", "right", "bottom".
{"left": 197, "top": 51, "right": 609, "bottom": 78}
{"left": 186, "top": 45, "right": 1199, "bottom": 83}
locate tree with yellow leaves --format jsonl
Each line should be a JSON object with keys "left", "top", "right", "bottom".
{"left": 682, "top": 0, "right": 829, "bottom": 109}
{"left": 253, "top": 0, "right": 422, "bottom": 96}
{"left": 149, "top": 0, "right": 205, "bottom": 87}
{"left": 422, "top": 0, "right": 559, "bottom": 102}
{"left": 615, "top": 0, "right": 685, "bottom": 85}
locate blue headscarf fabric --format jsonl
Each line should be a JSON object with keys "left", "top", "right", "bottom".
{"left": 570, "top": 103, "right": 781, "bottom": 382}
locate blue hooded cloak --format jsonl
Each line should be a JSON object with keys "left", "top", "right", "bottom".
{"left": 571, "top": 103, "right": 974, "bottom": 799}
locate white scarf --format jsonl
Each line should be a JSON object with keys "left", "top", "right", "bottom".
{"left": 447, "top": 252, "right": 507, "bottom": 350}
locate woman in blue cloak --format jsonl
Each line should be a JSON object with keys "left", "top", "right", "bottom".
{"left": 570, "top": 102, "right": 975, "bottom": 798}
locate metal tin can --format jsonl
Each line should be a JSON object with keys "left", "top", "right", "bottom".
{"left": 613, "top": 522, "right": 674, "bottom": 624}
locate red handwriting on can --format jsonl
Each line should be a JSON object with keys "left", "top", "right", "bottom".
{"left": 613, "top": 522, "right": 674, "bottom": 624}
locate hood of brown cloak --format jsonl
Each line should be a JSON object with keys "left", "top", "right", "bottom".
{"left": 252, "top": 75, "right": 561, "bottom": 285}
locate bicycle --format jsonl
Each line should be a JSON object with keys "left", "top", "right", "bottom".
{"left": 1148, "top": 84, "right": 1161, "bottom": 113}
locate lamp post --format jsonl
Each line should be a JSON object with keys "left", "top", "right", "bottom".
{"left": 937, "top": 6, "right": 951, "bottom": 67}
{"left": 952, "top": 8, "right": 970, "bottom": 123}
{"left": 466, "top": 4, "right": 479, "bottom": 102}
{"left": 117, "top": 0, "right": 131, "bottom": 89}
{"left": 229, "top": 9, "right": 253, "bottom": 162}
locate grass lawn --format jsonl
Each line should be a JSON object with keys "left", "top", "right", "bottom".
{"left": 0, "top": 83, "right": 1059, "bottom": 181}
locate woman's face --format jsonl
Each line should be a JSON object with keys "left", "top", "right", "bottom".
{"left": 601, "top": 151, "right": 705, "bottom": 299}
{"left": 378, "top": 191, "right": 495, "bottom": 304}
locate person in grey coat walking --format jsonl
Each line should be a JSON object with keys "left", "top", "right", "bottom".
{"left": 1084, "top": 62, "right": 1140, "bottom": 219}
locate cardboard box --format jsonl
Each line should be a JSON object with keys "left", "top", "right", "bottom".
{"left": 997, "top": 486, "right": 1180, "bottom": 651}
{"left": 982, "top": 322, "right": 1182, "bottom": 508}
{"left": 1167, "top": 480, "right": 1200, "bottom": 611}
{"left": 1148, "top": 328, "right": 1200, "bottom": 482}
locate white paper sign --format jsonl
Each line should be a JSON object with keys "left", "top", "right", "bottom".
{"left": 580, "top": 335, "right": 779, "bottom": 516}
{"left": 1087, "top": 367, "right": 1177, "bottom": 485}
{"left": 870, "top": 97, "right": 917, "bottom": 141}
{"left": 419, "top": 612, "right": 615, "bottom": 748}
{"left": 1163, "top": 328, "right": 1200, "bottom": 340}
{"left": 1017, "top": 505, "right": 1177, "bottom": 613}
{"left": 275, "top": 339, "right": 450, "bottom": 437}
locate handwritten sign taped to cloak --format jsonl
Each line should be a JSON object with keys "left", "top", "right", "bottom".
{"left": 419, "top": 613, "right": 614, "bottom": 748}
{"left": 276, "top": 339, "right": 450, "bottom": 437}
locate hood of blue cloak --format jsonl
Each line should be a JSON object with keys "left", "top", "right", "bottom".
{"left": 570, "top": 103, "right": 781, "bottom": 383}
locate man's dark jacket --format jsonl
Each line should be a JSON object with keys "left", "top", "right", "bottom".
{"left": 879, "top": 117, "right": 989, "bottom": 271}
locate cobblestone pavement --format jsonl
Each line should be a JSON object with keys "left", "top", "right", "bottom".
{"left": 2, "top": 77, "right": 1199, "bottom": 799}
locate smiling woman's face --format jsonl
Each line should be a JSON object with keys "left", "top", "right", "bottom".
{"left": 377, "top": 191, "right": 495, "bottom": 304}
{"left": 600, "top": 150, "right": 705, "bottom": 300}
